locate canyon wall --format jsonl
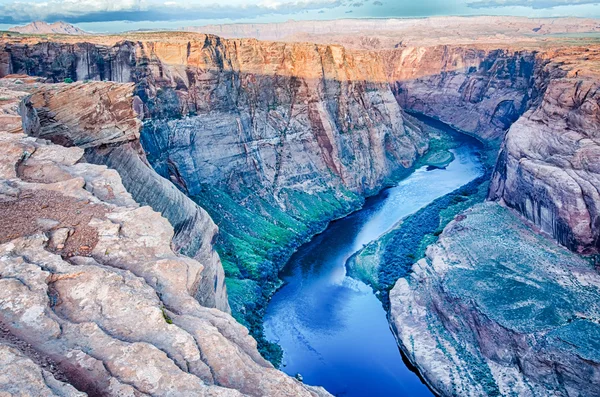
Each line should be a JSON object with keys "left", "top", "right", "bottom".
{"left": 16, "top": 77, "right": 231, "bottom": 313}
{"left": 0, "top": 37, "right": 430, "bottom": 350}
{"left": 386, "top": 45, "right": 555, "bottom": 141}
{"left": 490, "top": 73, "right": 600, "bottom": 253}
{"left": 0, "top": 78, "right": 329, "bottom": 397}
{"left": 390, "top": 202, "right": 600, "bottom": 396}
{"left": 389, "top": 44, "right": 600, "bottom": 255}
{"left": 0, "top": 38, "right": 552, "bottom": 142}
{"left": 3, "top": 33, "right": 600, "bottom": 397}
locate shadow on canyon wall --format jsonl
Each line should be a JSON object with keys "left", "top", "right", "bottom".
{"left": 3, "top": 36, "right": 592, "bottom": 363}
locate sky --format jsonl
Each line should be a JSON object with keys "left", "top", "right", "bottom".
{"left": 1, "top": 0, "right": 600, "bottom": 32}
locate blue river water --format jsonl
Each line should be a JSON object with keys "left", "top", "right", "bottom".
{"left": 263, "top": 128, "right": 484, "bottom": 396}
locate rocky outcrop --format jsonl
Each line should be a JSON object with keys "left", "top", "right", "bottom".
{"left": 1, "top": 77, "right": 230, "bottom": 312}
{"left": 8, "top": 21, "right": 89, "bottom": 36}
{"left": 391, "top": 202, "right": 600, "bottom": 397}
{"left": 0, "top": 82, "right": 329, "bottom": 396}
{"left": 0, "top": 343, "right": 84, "bottom": 397}
{"left": 27, "top": 80, "right": 142, "bottom": 147}
{"left": 0, "top": 34, "right": 432, "bottom": 360}
{"left": 490, "top": 73, "right": 600, "bottom": 253}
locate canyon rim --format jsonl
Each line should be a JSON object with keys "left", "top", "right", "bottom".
{"left": 1, "top": 10, "right": 600, "bottom": 397}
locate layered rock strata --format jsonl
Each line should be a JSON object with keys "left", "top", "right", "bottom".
{"left": 490, "top": 73, "right": 600, "bottom": 253}
{"left": 391, "top": 202, "right": 600, "bottom": 396}
{"left": 0, "top": 82, "right": 328, "bottom": 396}
{"left": 1, "top": 77, "right": 230, "bottom": 312}
{"left": 388, "top": 47, "right": 546, "bottom": 141}
{"left": 0, "top": 36, "right": 431, "bottom": 329}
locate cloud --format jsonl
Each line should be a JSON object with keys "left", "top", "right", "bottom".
{"left": 467, "top": 0, "right": 600, "bottom": 8}
{"left": 0, "top": 0, "right": 344, "bottom": 24}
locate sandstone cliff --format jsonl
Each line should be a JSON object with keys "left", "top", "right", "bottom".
{"left": 490, "top": 70, "right": 600, "bottom": 253}
{"left": 0, "top": 77, "right": 231, "bottom": 313}
{"left": 390, "top": 202, "right": 600, "bottom": 396}
{"left": 0, "top": 35, "right": 430, "bottom": 348}
{"left": 387, "top": 46, "right": 549, "bottom": 141}
{"left": 0, "top": 79, "right": 328, "bottom": 396}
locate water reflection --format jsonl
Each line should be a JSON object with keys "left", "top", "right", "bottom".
{"left": 264, "top": 135, "right": 483, "bottom": 396}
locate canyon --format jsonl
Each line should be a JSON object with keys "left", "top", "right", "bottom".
{"left": 0, "top": 16, "right": 599, "bottom": 396}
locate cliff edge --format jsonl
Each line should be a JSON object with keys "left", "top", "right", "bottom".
{"left": 0, "top": 78, "right": 328, "bottom": 396}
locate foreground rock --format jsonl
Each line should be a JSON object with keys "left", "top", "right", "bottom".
{"left": 0, "top": 344, "right": 84, "bottom": 397}
{"left": 0, "top": 76, "right": 231, "bottom": 313}
{"left": 0, "top": 83, "right": 329, "bottom": 396}
{"left": 391, "top": 202, "right": 600, "bottom": 396}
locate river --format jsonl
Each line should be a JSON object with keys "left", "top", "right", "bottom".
{"left": 263, "top": 125, "right": 484, "bottom": 396}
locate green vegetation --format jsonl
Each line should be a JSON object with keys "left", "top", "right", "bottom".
{"left": 425, "top": 310, "right": 501, "bottom": 397}
{"left": 161, "top": 307, "right": 173, "bottom": 324}
{"left": 196, "top": 112, "right": 495, "bottom": 364}
{"left": 63, "top": 77, "right": 74, "bottom": 84}
{"left": 440, "top": 203, "right": 600, "bottom": 334}
{"left": 421, "top": 150, "right": 455, "bottom": 169}
{"left": 348, "top": 114, "right": 497, "bottom": 307}
{"left": 191, "top": 183, "right": 362, "bottom": 365}
{"left": 414, "top": 128, "right": 459, "bottom": 170}
{"left": 349, "top": 170, "right": 491, "bottom": 308}
{"left": 548, "top": 320, "right": 600, "bottom": 363}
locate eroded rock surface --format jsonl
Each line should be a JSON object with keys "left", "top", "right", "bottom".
{"left": 0, "top": 77, "right": 230, "bottom": 313}
{"left": 0, "top": 344, "right": 84, "bottom": 397}
{"left": 490, "top": 74, "right": 600, "bottom": 253}
{"left": 389, "top": 46, "right": 547, "bottom": 141}
{"left": 0, "top": 83, "right": 328, "bottom": 396}
{"left": 391, "top": 202, "right": 600, "bottom": 397}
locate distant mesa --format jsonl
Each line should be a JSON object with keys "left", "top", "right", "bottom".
{"left": 8, "top": 21, "right": 89, "bottom": 35}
